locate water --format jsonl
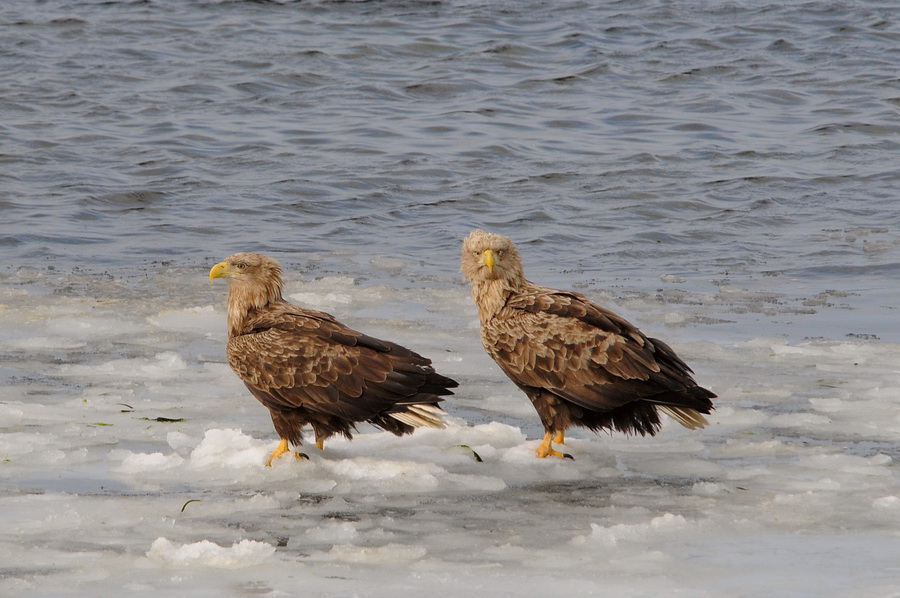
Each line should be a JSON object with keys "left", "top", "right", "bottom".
{"left": 3, "top": 2, "right": 898, "bottom": 311}
{"left": 1, "top": 1, "right": 899, "bottom": 596}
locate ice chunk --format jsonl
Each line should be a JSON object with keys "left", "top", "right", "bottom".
{"left": 188, "top": 428, "right": 269, "bottom": 469}
{"left": 304, "top": 520, "right": 359, "bottom": 543}
{"left": 664, "top": 312, "right": 686, "bottom": 324}
{"left": 320, "top": 457, "right": 442, "bottom": 490}
{"left": 578, "top": 513, "right": 689, "bottom": 548}
{"left": 147, "top": 537, "right": 275, "bottom": 568}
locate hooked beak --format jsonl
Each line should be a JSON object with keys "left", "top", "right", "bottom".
{"left": 209, "top": 261, "right": 228, "bottom": 281}
{"left": 482, "top": 249, "right": 495, "bottom": 272}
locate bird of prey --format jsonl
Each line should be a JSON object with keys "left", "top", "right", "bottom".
{"left": 210, "top": 252, "right": 457, "bottom": 465}
{"left": 461, "top": 230, "right": 714, "bottom": 459}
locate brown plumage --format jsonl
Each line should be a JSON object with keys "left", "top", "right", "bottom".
{"left": 210, "top": 252, "right": 457, "bottom": 465}
{"left": 461, "top": 230, "right": 715, "bottom": 459}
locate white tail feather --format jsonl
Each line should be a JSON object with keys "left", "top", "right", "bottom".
{"left": 389, "top": 404, "right": 448, "bottom": 429}
{"left": 660, "top": 406, "right": 709, "bottom": 430}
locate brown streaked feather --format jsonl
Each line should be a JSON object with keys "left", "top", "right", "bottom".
{"left": 213, "top": 252, "right": 457, "bottom": 449}
{"left": 461, "top": 230, "right": 715, "bottom": 441}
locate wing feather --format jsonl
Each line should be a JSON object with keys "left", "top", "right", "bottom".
{"left": 485, "top": 285, "right": 708, "bottom": 413}
{"left": 227, "top": 304, "right": 450, "bottom": 421}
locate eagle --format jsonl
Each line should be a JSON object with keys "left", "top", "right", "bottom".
{"left": 461, "top": 230, "right": 715, "bottom": 459}
{"left": 209, "top": 252, "right": 457, "bottom": 465}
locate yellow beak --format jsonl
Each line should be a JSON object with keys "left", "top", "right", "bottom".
{"left": 209, "top": 261, "right": 228, "bottom": 281}
{"left": 482, "top": 249, "right": 495, "bottom": 272}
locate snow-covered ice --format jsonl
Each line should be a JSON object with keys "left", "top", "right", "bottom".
{"left": 1, "top": 270, "right": 899, "bottom": 598}
{"left": 147, "top": 537, "right": 277, "bottom": 569}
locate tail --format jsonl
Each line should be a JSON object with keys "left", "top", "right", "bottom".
{"left": 659, "top": 405, "right": 709, "bottom": 429}
{"left": 383, "top": 355, "right": 456, "bottom": 430}
{"left": 365, "top": 340, "right": 457, "bottom": 434}
{"left": 388, "top": 403, "right": 448, "bottom": 429}
{"left": 655, "top": 384, "right": 715, "bottom": 430}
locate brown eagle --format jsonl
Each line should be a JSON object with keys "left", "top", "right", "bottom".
{"left": 210, "top": 252, "right": 457, "bottom": 465}
{"left": 461, "top": 230, "right": 715, "bottom": 459}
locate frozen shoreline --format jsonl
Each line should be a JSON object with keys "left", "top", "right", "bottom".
{"left": 2, "top": 271, "right": 898, "bottom": 597}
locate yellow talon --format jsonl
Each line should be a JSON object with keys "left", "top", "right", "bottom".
{"left": 265, "top": 438, "right": 308, "bottom": 466}
{"left": 536, "top": 431, "right": 574, "bottom": 459}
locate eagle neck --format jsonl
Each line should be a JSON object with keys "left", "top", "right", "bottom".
{"left": 471, "top": 277, "right": 516, "bottom": 325}
{"left": 226, "top": 279, "right": 284, "bottom": 338}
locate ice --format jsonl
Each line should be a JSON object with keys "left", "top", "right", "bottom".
{"left": 187, "top": 428, "right": 271, "bottom": 470}
{"left": 147, "top": 538, "right": 277, "bottom": 568}
{"left": 302, "top": 520, "right": 359, "bottom": 543}
{"left": 2, "top": 271, "right": 900, "bottom": 598}
{"left": 575, "top": 513, "right": 688, "bottom": 548}
{"left": 288, "top": 276, "right": 357, "bottom": 312}
{"left": 872, "top": 496, "right": 899, "bottom": 510}
{"left": 148, "top": 306, "right": 221, "bottom": 334}
{"left": 4, "top": 336, "right": 87, "bottom": 351}
{"left": 113, "top": 450, "right": 184, "bottom": 473}
{"left": 317, "top": 543, "right": 428, "bottom": 564}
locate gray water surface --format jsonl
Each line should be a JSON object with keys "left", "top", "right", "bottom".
{"left": 2, "top": 0, "right": 898, "bottom": 340}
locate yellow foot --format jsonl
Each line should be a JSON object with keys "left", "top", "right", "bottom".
{"left": 265, "top": 438, "right": 309, "bottom": 467}
{"left": 535, "top": 431, "right": 574, "bottom": 460}
{"left": 535, "top": 445, "right": 570, "bottom": 459}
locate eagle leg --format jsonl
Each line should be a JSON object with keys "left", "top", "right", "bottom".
{"left": 536, "top": 431, "right": 574, "bottom": 459}
{"left": 265, "top": 438, "right": 309, "bottom": 466}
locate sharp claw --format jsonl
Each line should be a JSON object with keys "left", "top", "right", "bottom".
{"left": 266, "top": 450, "right": 309, "bottom": 466}
{"left": 535, "top": 448, "right": 573, "bottom": 459}
{"left": 266, "top": 438, "right": 308, "bottom": 466}
{"left": 536, "top": 431, "right": 573, "bottom": 459}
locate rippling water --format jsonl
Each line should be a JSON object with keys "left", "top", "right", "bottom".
{"left": 2, "top": 0, "right": 899, "bottom": 338}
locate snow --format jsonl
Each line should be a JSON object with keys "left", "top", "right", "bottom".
{"left": 1, "top": 272, "right": 900, "bottom": 597}
{"left": 148, "top": 538, "right": 277, "bottom": 569}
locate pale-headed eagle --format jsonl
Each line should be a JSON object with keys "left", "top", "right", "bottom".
{"left": 461, "top": 230, "right": 715, "bottom": 459}
{"left": 210, "top": 252, "right": 456, "bottom": 465}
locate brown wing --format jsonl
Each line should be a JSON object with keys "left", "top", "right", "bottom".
{"left": 226, "top": 304, "right": 454, "bottom": 423}
{"left": 485, "top": 285, "right": 713, "bottom": 413}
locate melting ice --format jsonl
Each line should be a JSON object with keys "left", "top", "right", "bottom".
{"left": 1, "top": 269, "right": 899, "bottom": 598}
